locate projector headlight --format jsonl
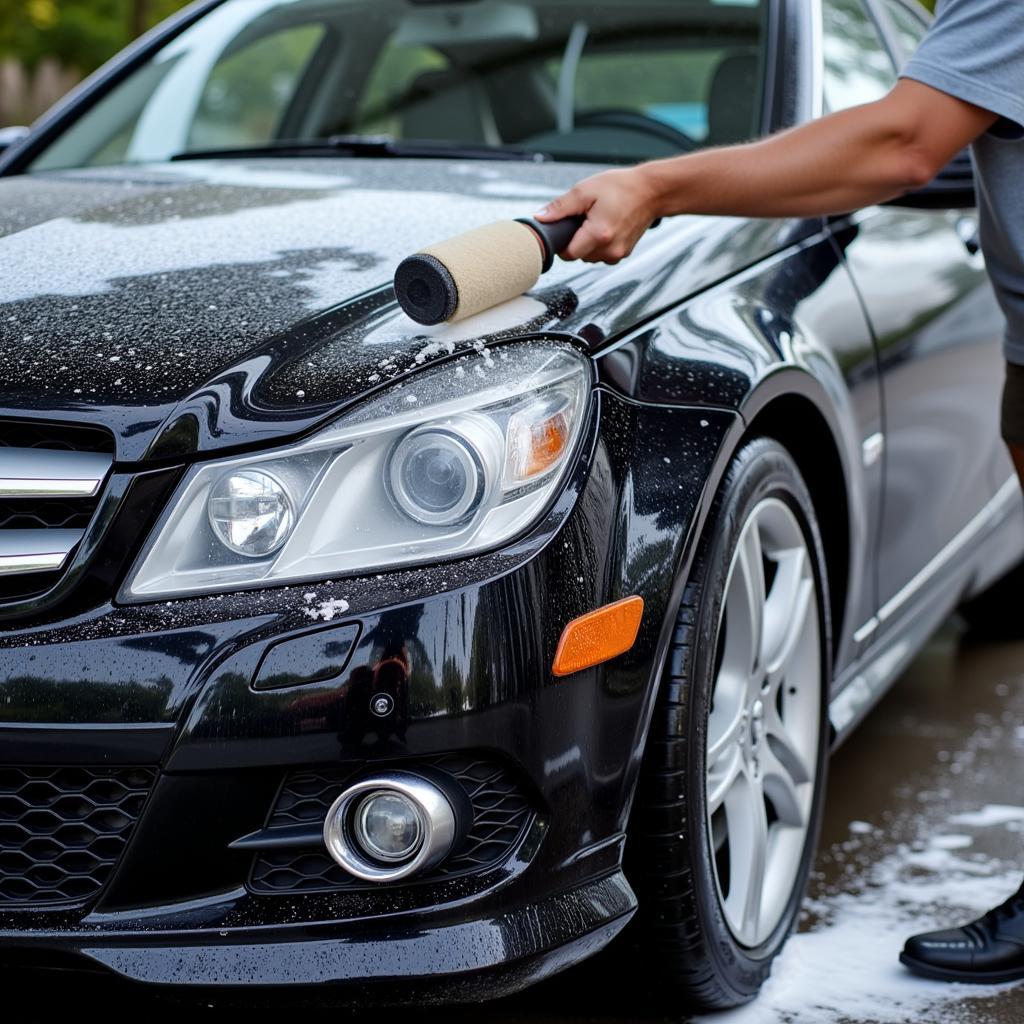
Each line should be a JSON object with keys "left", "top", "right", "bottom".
{"left": 121, "top": 343, "right": 590, "bottom": 600}
{"left": 207, "top": 469, "right": 295, "bottom": 557}
{"left": 388, "top": 418, "right": 500, "bottom": 527}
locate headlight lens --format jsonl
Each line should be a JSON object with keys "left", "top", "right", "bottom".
{"left": 122, "top": 343, "right": 590, "bottom": 600}
{"left": 208, "top": 469, "right": 295, "bottom": 557}
{"left": 389, "top": 419, "right": 499, "bottom": 527}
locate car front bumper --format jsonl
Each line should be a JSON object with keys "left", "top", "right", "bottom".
{"left": 7, "top": 873, "right": 635, "bottom": 996}
{"left": 0, "top": 392, "right": 735, "bottom": 994}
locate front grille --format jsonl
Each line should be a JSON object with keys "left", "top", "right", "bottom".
{"left": 0, "top": 570, "right": 63, "bottom": 603}
{"left": 0, "top": 766, "right": 155, "bottom": 907}
{"left": 0, "top": 420, "right": 115, "bottom": 605}
{"left": 250, "top": 753, "right": 535, "bottom": 895}
{"left": 0, "top": 421, "right": 114, "bottom": 454}
{"left": 0, "top": 497, "right": 97, "bottom": 531}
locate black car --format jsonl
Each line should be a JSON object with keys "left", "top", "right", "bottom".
{"left": 0, "top": 0, "right": 1019, "bottom": 1011}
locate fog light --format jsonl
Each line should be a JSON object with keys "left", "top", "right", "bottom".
{"left": 356, "top": 791, "right": 423, "bottom": 862}
{"left": 208, "top": 469, "right": 294, "bottom": 558}
{"left": 323, "top": 773, "right": 457, "bottom": 883}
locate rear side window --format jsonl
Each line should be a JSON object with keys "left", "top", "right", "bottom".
{"left": 821, "top": 0, "right": 897, "bottom": 112}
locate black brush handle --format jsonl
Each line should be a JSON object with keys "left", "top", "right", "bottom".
{"left": 516, "top": 216, "right": 585, "bottom": 272}
{"left": 517, "top": 214, "right": 662, "bottom": 272}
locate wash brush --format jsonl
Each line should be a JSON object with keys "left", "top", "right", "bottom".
{"left": 394, "top": 215, "right": 585, "bottom": 326}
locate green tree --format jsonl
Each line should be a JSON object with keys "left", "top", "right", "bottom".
{"left": 0, "top": 0, "right": 189, "bottom": 74}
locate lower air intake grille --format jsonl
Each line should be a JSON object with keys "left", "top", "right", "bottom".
{"left": 250, "top": 753, "right": 534, "bottom": 894}
{"left": 0, "top": 766, "right": 155, "bottom": 907}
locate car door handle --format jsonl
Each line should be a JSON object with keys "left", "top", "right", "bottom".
{"left": 956, "top": 216, "right": 981, "bottom": 256}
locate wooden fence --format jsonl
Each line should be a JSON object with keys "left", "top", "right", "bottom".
{"left": 0, "top": 59, "right": 82, "bottom": 127}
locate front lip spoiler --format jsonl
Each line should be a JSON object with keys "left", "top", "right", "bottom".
{"left": 1, "top": 873, "right": 636, "bottom": 997}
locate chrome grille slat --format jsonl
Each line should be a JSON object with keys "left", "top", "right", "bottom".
{"left": 0, "top": 529, "right": 85, "bottom": 575}
{"left": 0, "top": 448, "right": 111, "bottom": 498}
{"left": 0, "top": 433, "right": 114, "bottom": 594}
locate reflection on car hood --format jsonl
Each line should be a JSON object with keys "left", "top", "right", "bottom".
{"left": 0, "top": 158, "right": 789, "bottom": 461}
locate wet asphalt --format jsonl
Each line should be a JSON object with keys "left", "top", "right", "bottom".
{"left": 7, "top": 617, "right": 1024, "bottom": 1022}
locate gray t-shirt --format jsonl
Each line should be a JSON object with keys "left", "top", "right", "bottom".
{"left": 900, "top": 0, "right": 1024, "bottom": 364}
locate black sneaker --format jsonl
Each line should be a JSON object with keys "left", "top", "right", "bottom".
{"left": 901, "top": 891, "right": 1024, "bottom": 984}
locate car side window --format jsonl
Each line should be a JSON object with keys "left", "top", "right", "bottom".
{"left": 351, "top": 44, "right": 450, "bottom": 137}
{"left": 545, "top": 43, "right": 762, "bottom": 146}
{"left": 879, "top": 0, "right": 928, "bottom": 60}
{"left": 186, "top": 24, "right": 327, "bottom": 151}
{"left": 821, "top": 0, "right": 897, "bottom": 113}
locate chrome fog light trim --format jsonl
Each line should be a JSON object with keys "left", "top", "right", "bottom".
{"left": 322, "top": 772, "right": 457, "bottom": 883}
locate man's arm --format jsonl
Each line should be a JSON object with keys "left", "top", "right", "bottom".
{"left": 536, "top": 80, "right": 997, "bottom": 264}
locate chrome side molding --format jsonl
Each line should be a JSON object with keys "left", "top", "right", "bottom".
{"left": 833, "top": 476, "right": 1022, "bottom": 739}
{"left": 861, "top": 432, "right": 884, "bottom": 469}
{"left": 0, "top": 449, "right": 112, "bottom": 498}
{"left": 878, "top": 476, "right": 1021, "bottom": 626}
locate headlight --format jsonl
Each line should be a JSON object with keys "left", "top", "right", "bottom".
{"left": 122, "top": 343, "right": 590, "bottom": 600}
{"left": 388, "top": 419, "right": 500, "bottom": 527}
{"left": 207, "top": 469, "right": 295, "bottom": 557}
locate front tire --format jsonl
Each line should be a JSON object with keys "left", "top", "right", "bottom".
{"left": 627, "top": 438, "right": 831, "bottom": 1010}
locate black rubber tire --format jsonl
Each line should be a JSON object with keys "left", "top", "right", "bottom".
{"left": 625, "top": 438, "right": 832, "bottom": 1011}
{"left": 958, "top": 559, "right": 1024, "bottom": 641}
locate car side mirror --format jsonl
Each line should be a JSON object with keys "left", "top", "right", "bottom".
{"left": 0, "top": 125, "right": 30, "bottom": 157}
{"left": 887, "top": 149, "right": 976, "bottom": 211}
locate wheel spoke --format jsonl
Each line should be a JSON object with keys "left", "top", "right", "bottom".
{"left": 707, "top": 744, "right": 743, "bottom": 815}
{"left": 762, "top": 547, "right": 812, "bottom": 678}
{"left": 724, "top": 771, "right": 768, "bottom": 942}
{"left": 707, "top": 702, "right": 744, "bottom": 771}
{"left": 726, "top": 522, "right": 766, "bottom": 679}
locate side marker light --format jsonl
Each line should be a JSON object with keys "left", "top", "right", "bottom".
{"left": 552, "top": 596, "right": 645, "bottom": 677}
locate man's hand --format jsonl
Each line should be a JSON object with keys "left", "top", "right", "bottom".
{"left": 534, "top": 167, "right": 661, "bottom": 264}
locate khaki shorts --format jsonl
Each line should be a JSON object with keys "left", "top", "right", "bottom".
{"left": 1002, "top": 362, "right": 1024, "bottom": 447}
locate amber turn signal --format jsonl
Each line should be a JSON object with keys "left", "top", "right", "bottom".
{"left": 552, "top": 596, "right": 645, "bottom": 678}
{"left": 522, "top": 408, "right": 571, "bottom": 478}
{"left": 506, "top": 401, "right": 573, "bottom": 485}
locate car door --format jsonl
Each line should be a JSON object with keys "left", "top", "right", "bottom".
{"left": 821, "top": 0, "right": 1011, "bottom": 643}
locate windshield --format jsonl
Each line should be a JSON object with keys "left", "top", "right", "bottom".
{"left": 30, "top": 0, "right": 768, "bottom": 171}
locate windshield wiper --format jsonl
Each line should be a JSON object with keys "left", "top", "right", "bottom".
{"left": 170, "top": 135, "right": 551, "bottom": 163}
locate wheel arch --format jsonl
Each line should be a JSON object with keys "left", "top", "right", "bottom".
{"left": 741, "top": 390, "right": 851, "bottom": 666}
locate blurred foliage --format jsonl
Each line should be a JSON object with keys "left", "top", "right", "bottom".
{"left": 0, "top": 0, "right": 189, "bottom": 72}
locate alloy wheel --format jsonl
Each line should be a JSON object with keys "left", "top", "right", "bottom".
{"left": 705, "top": 497, "right": 822, "bottom": 948}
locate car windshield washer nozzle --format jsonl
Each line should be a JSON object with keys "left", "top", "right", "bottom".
{"left": 394, "top": 215, "right": 584, "bottom": 326}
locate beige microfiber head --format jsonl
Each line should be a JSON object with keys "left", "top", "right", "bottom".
{"left": 418, "top": 221, "right": 544, "bottom": 322}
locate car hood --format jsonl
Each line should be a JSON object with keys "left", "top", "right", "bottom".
{"left": 0, "top": 158, "right": 791, "bottom": 462}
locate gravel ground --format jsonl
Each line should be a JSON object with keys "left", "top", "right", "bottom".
{"left": 6, "top": 618, "right": 1024, "bottom": 1022}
